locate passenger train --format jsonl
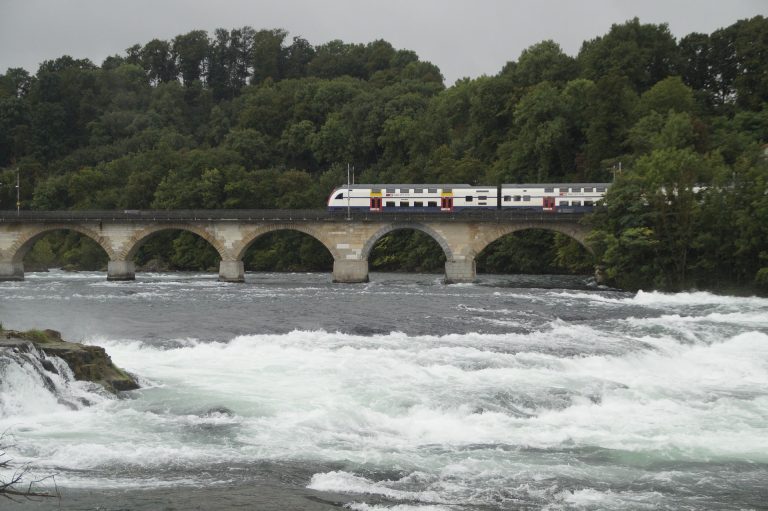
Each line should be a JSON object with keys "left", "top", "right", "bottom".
{"left": 327, "top": 183, "right": 610, "bottom": 213}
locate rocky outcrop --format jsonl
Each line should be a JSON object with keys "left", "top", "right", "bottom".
{"left": 0, "top": 329, "right": 139, "bottom": 393}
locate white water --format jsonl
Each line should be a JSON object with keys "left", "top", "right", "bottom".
{"left": 1, "top": 273, "right": 768, "bottom": 509}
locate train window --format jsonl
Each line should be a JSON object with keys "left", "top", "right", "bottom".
{"left": 400, "top": 189, "right": 410, "bottom": 194}
{"left": 584, "top": 200, "right": 594, "bottom": 206}
{"left": 572, "top": 200, "right": 581, "bottom": 206}
{"left": 560, "top": 200, "right": 569, "bottom": 206}
{"left": 428, "top": 201, "right": 437, "bottom": 207}
{"left": 466, "top": 196, "right": 473, "bottom": 202}
{"left": 596, "top": 187, "right": 606, "bottom": 192}
{"left": 414, "top": 201, "right": 423, "bottom": 207}
{"left": 386, "top": 188, "right": 395, "bottom": 194}
{"left": 400, "top": 201, "right": 409, "bottom": 207}
{"left": 514, "top": 195, "right": 521, "bottom": 201}
{"left": 372, "top": 188, "right": 381, "bottom": 193}
{"left": 386, "top": 201, "right": 395, "bottom": 207}
{"left": 523, "top": 195, "right": 530, "bottom": 201}
{"left": 584, "top": 187, "right": 593, "bottom": 192}
{"left": 571, "top": 187, "right": 581, "bottom": 192}
{"left": 479, "top": 195, "right": 487, "bottom": 201}
{"left": 544, "top": 187, "right": 554, "bottom": 193}
{"left": 335, "top": 193, "right": 344, "bottom": 199}
{"left": 504, "top": 196, "right": 511, "bottom": 202}
{"left": 428, "top": 188, "right": 437, "bottom": 193}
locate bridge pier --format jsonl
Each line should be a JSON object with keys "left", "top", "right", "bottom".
{"left": 333, "top": 259, "right": 369, "bottom": 283}
{"left": 444, "top": 259, "right": 476, "bottom": 284}
{"left": 107, "top": 260, "right": 135, "bottom": 281}
{"left": 0, "top": 261, "right": 24, "bottom": 281}
{"left": 219, "top": 260, "right": 245, "bottom": 283}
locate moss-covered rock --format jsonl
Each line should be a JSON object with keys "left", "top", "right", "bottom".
{"left": 0, "top": 328, "right": 139, "bottom": 393}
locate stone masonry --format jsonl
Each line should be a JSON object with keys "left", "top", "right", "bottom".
{"left": 0, "top": 212, "right": 593, "bottom": 283}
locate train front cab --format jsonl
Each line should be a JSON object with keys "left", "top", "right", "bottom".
{"left": 440, "top": 190, "right": 454, "bottom": 212}
{"left": 370, "top": 190, "right": 382, "bottom": 212}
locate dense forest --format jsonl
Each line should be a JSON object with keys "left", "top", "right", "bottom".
{"left": 1, "top": 18, "right": 766, "bottom": 291}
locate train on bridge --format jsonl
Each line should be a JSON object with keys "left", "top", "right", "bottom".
{"left": 328, "top": 183, "right": 610, "bottom": 213}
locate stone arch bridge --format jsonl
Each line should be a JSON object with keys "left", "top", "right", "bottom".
{"left": 0, "top": 210, "right": 593, "bottom": 283}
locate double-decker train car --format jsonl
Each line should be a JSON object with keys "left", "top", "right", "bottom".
{"left": 327, "top": 183, "right": 609, "bottom": 212}
{"left": 500, "top": 183, "right": 609, "bottom": 213}
{"left": 327, "top": 184, "right": 498, "bottom": 212}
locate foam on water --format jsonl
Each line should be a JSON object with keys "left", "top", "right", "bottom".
{"left": 33, "top": 326, "right": 757, "bottom": 493}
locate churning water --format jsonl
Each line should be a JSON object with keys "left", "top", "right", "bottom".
{"left": 1, "top": 271, "right": 767, "bottom": 510}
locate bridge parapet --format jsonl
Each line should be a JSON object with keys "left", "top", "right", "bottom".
{"left": 0, "top": 209, "right": 588, "bottom": 223}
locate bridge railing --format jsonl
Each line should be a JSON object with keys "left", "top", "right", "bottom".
{"left": 0, "top": 209, "right": 588, "bottom": 223}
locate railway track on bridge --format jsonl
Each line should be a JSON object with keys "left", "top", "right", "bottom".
{"left": 0, "top": 209, "right": 588, "bottom": 223}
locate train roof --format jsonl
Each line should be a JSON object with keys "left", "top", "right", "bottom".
{"left": 502, "top": 183, "right": 611, "bottom": 187}
{"left": 332, "top": 184, "right": 472, "bottom": 189}
{"left": 331, "top": 183, "right": 611, "bottom": 190}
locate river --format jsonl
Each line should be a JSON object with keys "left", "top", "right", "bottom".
{"left": 1, "top": 270, "right": 767, "bottom": 510}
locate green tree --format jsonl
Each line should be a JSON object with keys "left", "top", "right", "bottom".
{"left": 578, "top": 17, "right": 680, "bottom": 92}
{"left": 173, "top": 30, "right": 210, "bottom": 85}
{"left": 140, "top": 39, "right": 177, "bottom": 85}
{"left": 583, "top": 74, "right": 639, "bottom": 177}
{"left": 251, "top": 29, "right": 286, "bottom": 84}
{"left": 509, "top": 40, "right": 579, "bottom": 87}
{"left": 638, "top": 76, "right": 696, "bottom": 115}
{"left": 590, "top": 148, "right": 715, "bottom": 290}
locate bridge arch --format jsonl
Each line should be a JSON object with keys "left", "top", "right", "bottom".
{"left": 120, "top": 224, "right": 229, "bottom": 261}
{"left": 9, "top": 224, "right": 116, "bottom": 263}
{"left": 468, "top": 223, "right": 594, "bottom": 260}
{"left": 361, "top": 223, "right": 454, "bottom": 261}
{"left": 235, "top": 224, "right": 340, "bottom": 261}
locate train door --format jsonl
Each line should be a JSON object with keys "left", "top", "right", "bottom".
{"left": 440, "top": 192, "right": 454, "bottom": 212}
{"left": 370, "top": 191, "right": 382, "bottom": 212}
{"left": 543, "top": 196, "right": 555, "bottom": 212}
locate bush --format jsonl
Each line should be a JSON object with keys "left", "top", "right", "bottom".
{"left": 755, "top": 268, "right": 768, "bottom": 290}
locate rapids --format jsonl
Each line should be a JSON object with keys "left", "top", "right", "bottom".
{"left": 1, "top": 270, "right": 767, "bottom": 510}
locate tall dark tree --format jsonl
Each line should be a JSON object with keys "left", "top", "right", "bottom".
{"left": 730, "top": 16, "right": 768, "bottom": 110}
{"left": 140, "top": 39, "right": 177, "bottom": 85}
{"left": 206, "top": 27, "right": 257, "bottom": 99}
{"left": 281, "top": 36, "right": 315, "bottom": 79}
{"left": 0, "top": 68, "right": 33, "bottom": 98}
{"left": 583, "top": 74, "right": 639, "bottom": 177}
{"left": 251, "top": 28, "right": 286, "bottom": 84}
{"left": 173, "top": 30, "right": 210, "bottom": 85}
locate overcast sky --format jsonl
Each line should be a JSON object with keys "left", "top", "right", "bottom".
{"left": 0, "top": 0, "right": 765, "bottom": 85}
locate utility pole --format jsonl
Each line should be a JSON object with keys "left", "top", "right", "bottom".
{"left": 16, "top": 166, "right": 20, "bottom": 216}
{"left": 611, "top": 162, "right": 622, "bottom": 182}
{"left": 346, "top": 162, "right": 351, "bottom": 221}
